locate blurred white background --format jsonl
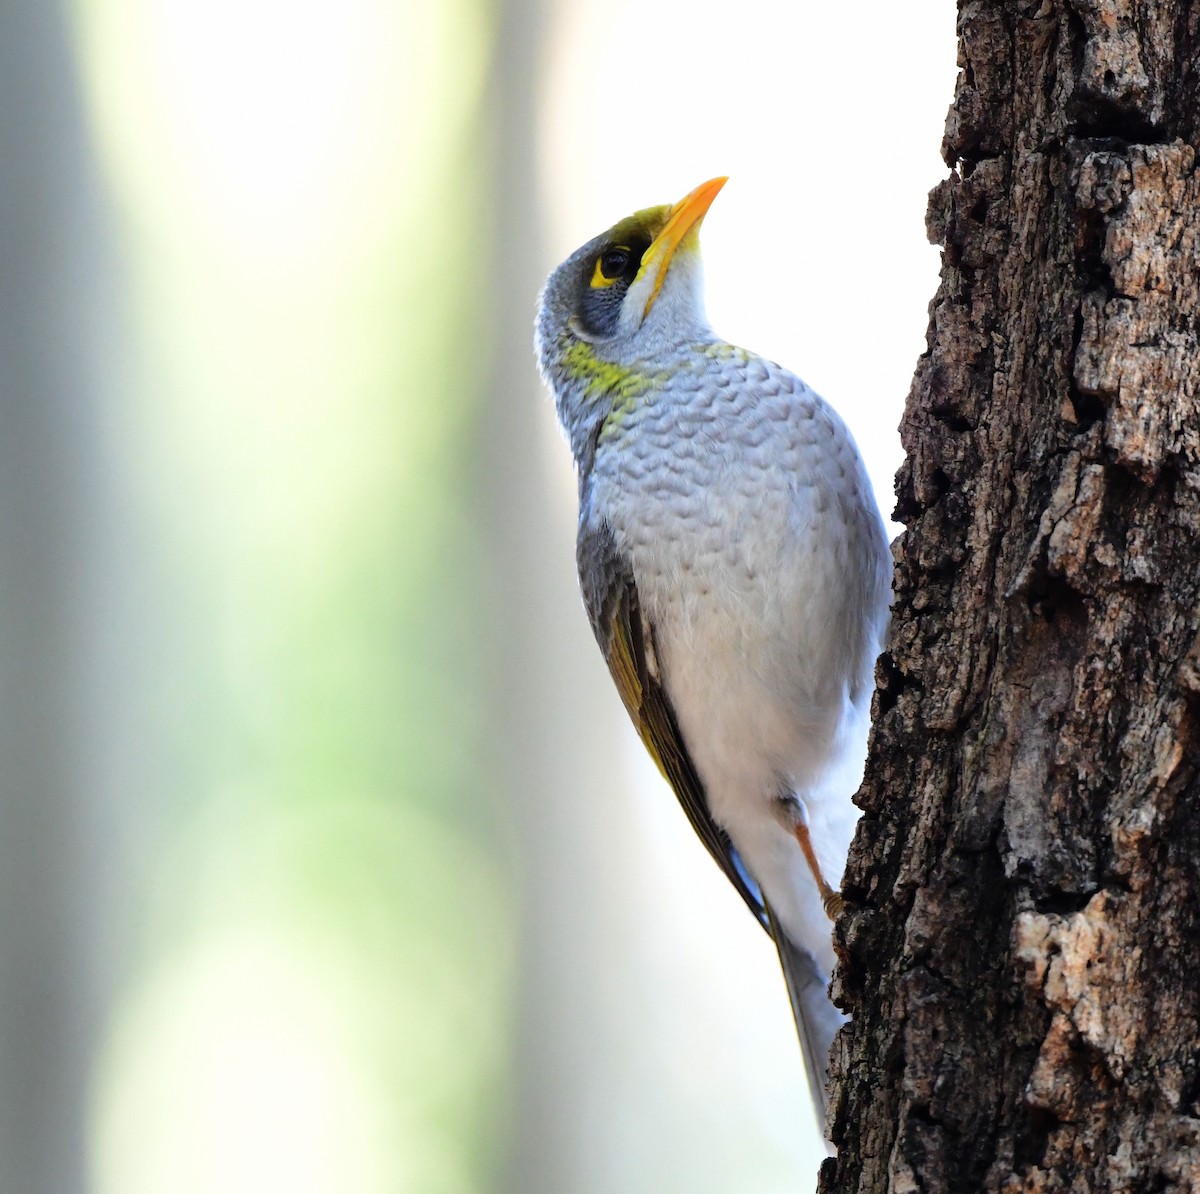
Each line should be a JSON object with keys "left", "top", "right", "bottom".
{"left": 0, "top": 0, "right": 954, "bottom": 1191}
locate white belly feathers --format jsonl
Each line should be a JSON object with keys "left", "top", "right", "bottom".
{"left": 588, "top": 351, "right": 882, "bottom": 972}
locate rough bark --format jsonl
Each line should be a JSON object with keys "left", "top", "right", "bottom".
{"left": 824, "top": 3, "right": 1200, "bottom": 1191}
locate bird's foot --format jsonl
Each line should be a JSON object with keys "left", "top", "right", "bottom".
{"left": 822, "top": 890, "right": 846, "bottom": 921}
{"left": 792, "top": 821, "right": 844, "bottom": 923}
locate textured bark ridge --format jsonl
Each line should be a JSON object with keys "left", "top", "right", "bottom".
{"left": 823, "top": 4, "right": 1200, "bottom": 1191}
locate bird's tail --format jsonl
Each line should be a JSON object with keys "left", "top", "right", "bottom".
{"left": 766, "top": 904, "right": 845, "bottom": 1139}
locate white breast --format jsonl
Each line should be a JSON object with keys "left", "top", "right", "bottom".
{"left": 590, "top": 349, "right": 888, "bottom": 973}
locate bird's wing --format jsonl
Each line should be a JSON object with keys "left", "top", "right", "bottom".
{"left": 577, "top": 518, "right": 768, "bottom": 930}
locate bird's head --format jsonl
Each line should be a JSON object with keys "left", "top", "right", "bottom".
{"left": 536, "top": 177, "right": 726, "bottom": 458}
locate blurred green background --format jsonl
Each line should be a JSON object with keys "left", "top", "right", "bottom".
{"left": 0, "top": 1, "right": 952, "bottom": 1191}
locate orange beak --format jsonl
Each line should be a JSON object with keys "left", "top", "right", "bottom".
{"left": 639, "top": 176, "right": 727, "bottom": 318}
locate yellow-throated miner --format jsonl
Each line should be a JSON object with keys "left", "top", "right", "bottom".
{"left": 535, "top": 178, "right": 891, "bottom": 1130}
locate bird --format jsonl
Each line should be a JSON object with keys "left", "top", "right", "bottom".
{"left": 534, "top": 177, "right": 891, "bottom": 1130}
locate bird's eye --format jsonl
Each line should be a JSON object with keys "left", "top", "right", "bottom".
{"left": 590, "top": 245, "right": 632, "bottom": 289}
{"left": 600, "top": 247, "right": 629, "bottom": 277}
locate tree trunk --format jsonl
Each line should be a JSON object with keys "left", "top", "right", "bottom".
{"left": 824, "top": 3, "right": 1200, "bottom": 1191}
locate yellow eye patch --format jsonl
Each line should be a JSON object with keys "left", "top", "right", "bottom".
{"left": 590, "top": 245, "right": 631, "bottom": 289}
